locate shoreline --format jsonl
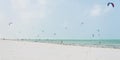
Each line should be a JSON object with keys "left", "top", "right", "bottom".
{"left": 0, "top": 39, "right": 120, "bottom": 49}
{"left": 1, "top": 38, "right": 120, "bottom": 49}
{"left": 0, "top": 39, "right": 120, "bottom": 60}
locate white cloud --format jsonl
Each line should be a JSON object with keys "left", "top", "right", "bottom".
{"left": 90, "top": 4, "right": 112, "bottom": 17}
{"left": 38, "top": 0, "right": 47, "bottom": 6}
{"left": 90, "top": 5, "right": 102, "bottom": 17}
{"left": 10, "top": 0, "right": 28, "bottom": 9}
{"left": 10, "top": 0, "right": 47, "bottom": 20}
{"left": 37, "top": 0, "right": 47, "bottom": 18}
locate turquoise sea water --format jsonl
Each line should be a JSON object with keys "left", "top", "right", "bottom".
{"left": 19, "top": 39, "right": 120, "bottom": 49}
{"left": 3, "top": 38, "right": 120, "bottom": 49}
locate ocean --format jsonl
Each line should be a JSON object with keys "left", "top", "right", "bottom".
{"left": 20, "top": 39, "right": 120, "bottom": 49}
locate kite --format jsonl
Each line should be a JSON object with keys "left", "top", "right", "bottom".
{"left": 8, "top": 22, "right": 13, "bottom": 26}
{"left": 107, "top": 2, "right": 114, "bottom": 8}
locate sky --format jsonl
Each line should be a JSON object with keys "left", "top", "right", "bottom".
{"left": 0, "top": 0, "right": 120, "bottom": 39}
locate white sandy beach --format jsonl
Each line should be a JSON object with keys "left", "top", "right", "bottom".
{"left": 0, "top": 40, "right": 120, "bottom": 60}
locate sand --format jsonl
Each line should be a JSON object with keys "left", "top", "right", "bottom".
{"left": 0, "top": 39, "right": 120, "bottom": 60}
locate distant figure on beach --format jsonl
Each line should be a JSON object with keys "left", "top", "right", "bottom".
{"left": 99, "top": 41, "right": 101, "bottom": 44}
{"left": 61, "top": 41, "right": 63, "bottom": 44}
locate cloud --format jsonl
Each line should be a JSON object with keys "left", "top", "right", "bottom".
{"left": 10, "top": 0, "right": 28, "bottom": 9}
{"left": 10, "top": 0, "right": 47, "bottom": 20}
{"left": 38, "top": 0, "right": 47, "bottom": 6}
{"left": 90, "top": 5, "right": 102, "bottom": 17}
{"left": 90, "top": 4, "right": 112, "bottom": 17}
